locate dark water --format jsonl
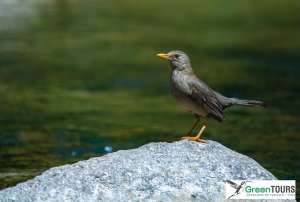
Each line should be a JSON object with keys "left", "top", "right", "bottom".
{"left": 0, "top": 0, "right": 299, "bottom": 199}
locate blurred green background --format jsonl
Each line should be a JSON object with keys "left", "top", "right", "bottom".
{"left": 0, "top": 0, "right": 299, "bottom": 198}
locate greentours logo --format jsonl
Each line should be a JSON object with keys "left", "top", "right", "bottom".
{"left": 225, "top": 180, "right": 296, "bottom": 200}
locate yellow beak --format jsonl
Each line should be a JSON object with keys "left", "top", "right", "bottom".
{"left": 157, "top": 53, "right": 171, "bottom": 60}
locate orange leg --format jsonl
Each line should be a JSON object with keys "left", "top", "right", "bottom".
{"left": 181, "top": 117, "right": 209, "bottom": 143}
{"left": 187, "top": 115, "right": 200, "bottom": 136}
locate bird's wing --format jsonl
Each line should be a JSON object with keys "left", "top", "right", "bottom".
{"left": 226, "top": 180, "right": 239, "bottom": 189}
{"left": 187, "top": 79, "right": 225, "bottom": 122}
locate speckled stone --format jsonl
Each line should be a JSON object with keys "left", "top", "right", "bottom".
{"left": 0, "top": 140, "right": 290, "bottom": 202}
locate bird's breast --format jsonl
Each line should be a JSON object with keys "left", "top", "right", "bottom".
{"left": 170, "top": 71, "right": 208, "bottom": 116}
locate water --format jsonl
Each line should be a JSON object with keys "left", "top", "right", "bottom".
{"left": 0, "top": 0, "right": 299, "bottom": 198}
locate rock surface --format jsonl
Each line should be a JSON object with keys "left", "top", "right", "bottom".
{"left": 0, "top": 140, "right": 285, "bottom": 201}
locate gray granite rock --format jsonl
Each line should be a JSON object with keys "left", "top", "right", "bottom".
{"left": 0, "top": 140, "right": 289, "bottom": 201}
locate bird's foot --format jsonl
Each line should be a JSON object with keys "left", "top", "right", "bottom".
{"left": 180, "top": 136, "right": 206, "bottom": 143}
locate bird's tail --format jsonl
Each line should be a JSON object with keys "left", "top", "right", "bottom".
{"left": 230, "top": 98, "right": 266, "bottom": 108}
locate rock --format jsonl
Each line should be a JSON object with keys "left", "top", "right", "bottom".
{"left": 0, "top": 140, "right": 290, "bottom": 201}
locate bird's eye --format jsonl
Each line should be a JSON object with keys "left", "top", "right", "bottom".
{"left": 174, "top": 54, "right": 180, "bottom": 58}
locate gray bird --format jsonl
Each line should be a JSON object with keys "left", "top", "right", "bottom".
{"left": 226, "top": 180, "right": 252, "bottom": 199}
{"left": 157, "top": 50, "right": 265, "bottom": 143}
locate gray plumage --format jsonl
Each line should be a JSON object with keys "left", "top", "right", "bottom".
{"left": 162, "top": 50, "right": 265, "bottom": 122}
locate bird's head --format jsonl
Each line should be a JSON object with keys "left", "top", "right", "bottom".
{"left": 157, "top": 50, "right": 192, "bottom": 71}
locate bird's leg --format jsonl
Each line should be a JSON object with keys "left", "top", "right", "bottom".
{"left": 181, "top": 117, "right": 209, "bottom": 143}
{"left": 187, "top": 115, "right": 200, "bottom": 136}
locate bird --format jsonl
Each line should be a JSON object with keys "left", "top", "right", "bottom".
{"left": 226, "top": 180, "right": 252, "bottom": 199}
{"left": 157, "top": 50, "right": 265, "bottom": 143}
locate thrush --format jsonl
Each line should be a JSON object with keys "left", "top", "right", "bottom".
{"left": 157, "top": 50, "right": 265, "bottom": 143}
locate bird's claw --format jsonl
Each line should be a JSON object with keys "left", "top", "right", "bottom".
{"left": 180, "top": 136, "right": 206, "bottom": 143}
